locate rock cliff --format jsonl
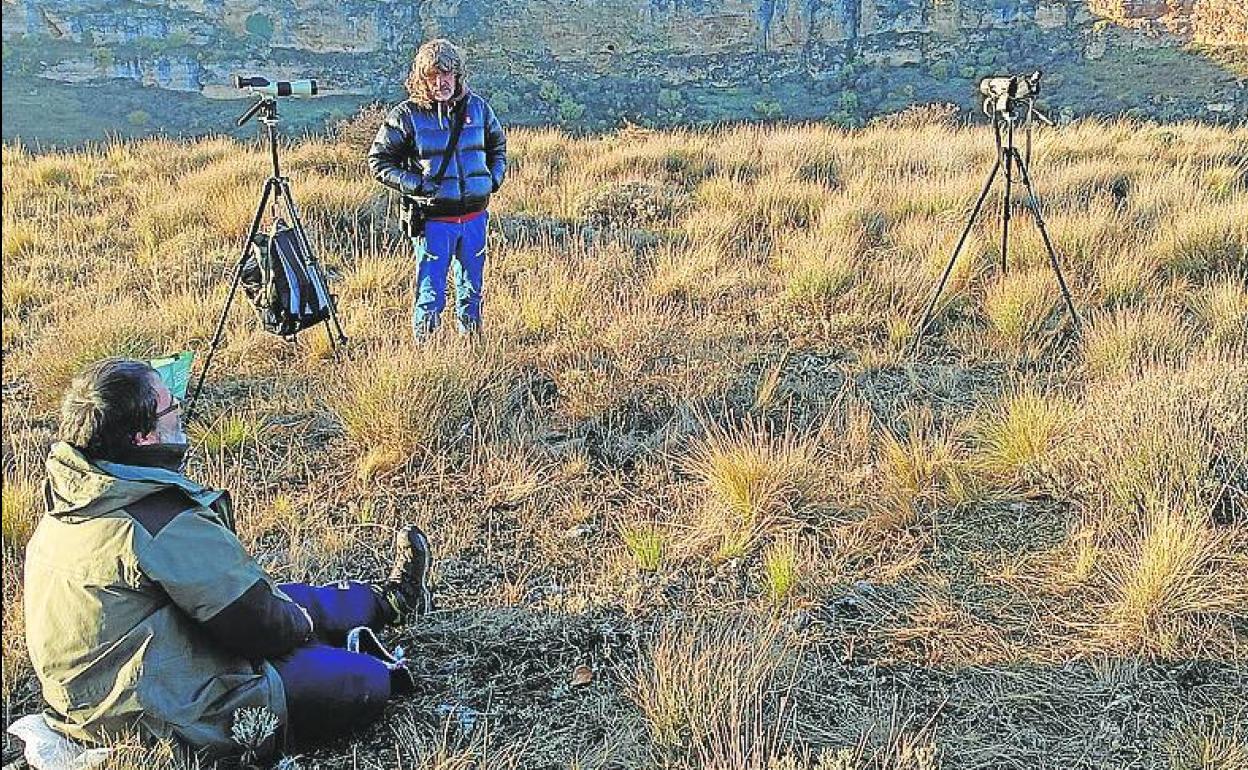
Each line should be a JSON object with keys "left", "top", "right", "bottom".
{"left": 2, "top": 0, "right": 1244, "bottom": 143}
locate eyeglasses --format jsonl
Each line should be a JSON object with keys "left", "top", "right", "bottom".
{"left": 155, "top": 396, "right": 182, "bottom": 419}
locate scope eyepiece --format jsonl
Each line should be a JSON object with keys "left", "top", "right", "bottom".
{"left": 233, "top": 75, "right": 319, "bottom": 97}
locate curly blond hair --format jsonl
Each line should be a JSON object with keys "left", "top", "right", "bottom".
{"left": 404, "top": 38, "right": 467, "bottom": 108}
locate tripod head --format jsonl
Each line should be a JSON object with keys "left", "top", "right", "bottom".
{"left": 978, "top": 70, "right": 1055, "bottom": 166}
{"left": 236, "top": 94, "right": 280, "bottom": 128}
{"left": 980, "top": 71, "right": 1042, "bottom": 123}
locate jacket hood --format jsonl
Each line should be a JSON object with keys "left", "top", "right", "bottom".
{"left": 44, "top": 441, "right": 223, "bottom": 522}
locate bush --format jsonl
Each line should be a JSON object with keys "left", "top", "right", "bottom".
{"left": 753, "top": 100, "right": 783, "bottom": 119}
{"left": 869, "top": 102, "right": 960, "bottom": 130}
{"left": 331, "top": 102, "right": 389, "bottom": 151}
{"left": 245, "top": 12, "right": 274, "bottom": 42}
{"left": 576, "top": 181, "right": 687, "bottom": 229}
{"left": 557, "top": 98, "right": 585, "bottom": 123}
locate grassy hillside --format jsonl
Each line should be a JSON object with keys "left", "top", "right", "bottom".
{"left": 2, "top": 111, "right": 1247, "bottom": 769}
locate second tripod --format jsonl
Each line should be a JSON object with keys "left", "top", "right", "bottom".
{"left": 187, "top": 92, "right": 348, "bottom": 421}
{"left": 912, "top": 77, "right": 1080, "bottom": 352}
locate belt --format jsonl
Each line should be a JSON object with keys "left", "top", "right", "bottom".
{"left": 429, "top": 210, "right": 487, "bottom": 224}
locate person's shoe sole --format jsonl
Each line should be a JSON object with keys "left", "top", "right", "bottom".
{"left": 346, "top": 626, "right": 418, "bottom": 694}
{"left": 398, "top": 524, "right": 434, "bottom": 615}
{"left": 346, "top": 625, "right": 399, "bottom": 665}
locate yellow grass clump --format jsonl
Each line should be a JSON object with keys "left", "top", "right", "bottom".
{"left": 686, "top": 419, "right": 821, "bottom": 560}
{"left": 328, "top": 341, "right": 496, "bottom": 464}
{"left": 1099, "top": 501, "right": 1234, "bottom": 656}
{"left": 973, "top": 387, "right": 1075, "bottom": 485}
{"left": 869, "top": 417, "right": 969, "bottom": 530}
{"left": 1190, "top": 274, "right": 1248, "bottom": 349}
{"left": 982, "top": 268, "right": 1058, "bottom": 350}
{"left": 1080, "top": 305, "right": 1196, "bottom": 379}
{"left": 1, "top": 473, "right": 40, "bottom": 550}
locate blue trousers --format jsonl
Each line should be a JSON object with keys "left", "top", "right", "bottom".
{"left": 271, "top": 582, "right": 392, "bottom": 746}
{"left": 412, "top": 212, "right": 489, "bottom": 338}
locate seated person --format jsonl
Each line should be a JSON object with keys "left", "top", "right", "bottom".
{"left": 23, "top": 357, "right": 433, "bottom": 759}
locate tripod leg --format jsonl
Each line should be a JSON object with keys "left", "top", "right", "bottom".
{"left": 276, "top": 179, "right": 349, "bottom": 345}
{"left": 911, "top": 157, "right": 1001, "bottom": 353}
{"left": 1000, "top": 119, "right": 1015, "bottom": 274}
{"left": 1012, "top": 151, "right": 1081, "bottom": 330}
{"left": 186, "top": 179, "right": 275, "bottom": 422}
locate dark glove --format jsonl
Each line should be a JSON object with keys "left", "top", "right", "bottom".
{"left": 415, "top": 177, "right": 439, "bottom": 199}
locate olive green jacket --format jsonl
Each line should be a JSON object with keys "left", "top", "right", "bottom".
{"left": 24, "top": 443, "right": 309, "bottom": 755}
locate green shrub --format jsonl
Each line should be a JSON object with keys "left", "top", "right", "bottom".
{"left": 245, "top": 13, "right": 274, "bottom": 42}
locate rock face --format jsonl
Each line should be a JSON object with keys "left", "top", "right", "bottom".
{"left": 2, "top": 0, "right": 1245, "bottom": 141}
{"left": 1192, "top": 0, "right": 1248, "bottom": 45}
{"left": 1090, "top": 0, "right": 1247, "bottom": 43}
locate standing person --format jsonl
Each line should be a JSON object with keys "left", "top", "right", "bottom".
{"left": 368, "top": 38, "right": 507, "bottom": 339}
{"left": 23, "top": 358, "right": 435, "bottom": 759}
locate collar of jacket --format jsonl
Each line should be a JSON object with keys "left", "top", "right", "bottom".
{"left": 95, "top": 450, "right": 220, "bottom": 508}
{"left": 436, "top": 89, "right": 469, "bottom": 128}
{"left": 46, "top": 441, "right": 224, "bottom": 520}
{"left": 109, "top": 442, "right": 189, "bottom": 473}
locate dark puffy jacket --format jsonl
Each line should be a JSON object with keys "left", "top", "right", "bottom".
{"left": 367, "top": 90, "right": 506, "bottom": 218}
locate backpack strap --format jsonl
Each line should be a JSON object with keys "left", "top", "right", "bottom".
{"left": 427, "top": 100, "right": 468, "bottom": 189}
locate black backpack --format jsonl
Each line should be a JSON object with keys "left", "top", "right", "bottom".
{"left": 240, "top": 218, "right": 333, "bottom": 337}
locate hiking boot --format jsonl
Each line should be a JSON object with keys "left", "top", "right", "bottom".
{"left": 346, "top": 626, "right": 417, "bottom": 695}
{"left": 377, "top": 524, "right": 434, "bottom": 622}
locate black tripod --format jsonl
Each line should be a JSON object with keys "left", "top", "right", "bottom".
{"left": 186, "top": 94, "right": 347, "bottom": 421}
{"left": 911, "top": 91, "right": 1080, "bottom": 352}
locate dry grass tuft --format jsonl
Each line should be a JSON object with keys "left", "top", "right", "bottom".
{"left": 1080, "top": 305, "right": 1196, "bottom": 379}
{"left": 982, "top": 269, "right": 1058, "bottom": 350}
{"left": 1149, "top": 199, "right": 1248, "bottom": 277}
{"left": 191, "top": 413, "right": 262, "bottom": 456}
{"left": 620, "top": 522, "right": 667, "bottom": 573}
{"left": 1165, "top": 714, "right": 1248, "bottom": 770}
{"left": 628, "top": 616, "right": 798, "bottom": 767}
{"left": 686, "top": 419, "right": 821, "bottom": 560}
{"left": 328, "top": 342, "right": 485, "bottom": 460}
{"left": 760, "top": 538, "right": 800, "bottom": 605}
{"left": 1098, "top": 501, "right": 1234, "bottom": 656}
{"left": 1, "top": 473, "right": 40, "bottom": 550}
{"left": 777, "top": 228, "right": 859, "bottom": 315}
{"left": 869, "top": 416, "right": 967, "bottom": 530}
{"left": 1190, "top": 274, "right": 1248, "bottom": 348}
{"left": 972, "top": 387, "right": 1075, "bottom": 485}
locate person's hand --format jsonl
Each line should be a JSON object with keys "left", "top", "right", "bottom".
{"left": 416, "top": 177, "right": 439, "bottom": 198}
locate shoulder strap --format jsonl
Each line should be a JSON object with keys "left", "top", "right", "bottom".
{"left": 429, "top": 100, "right": 468, "bottom": 185}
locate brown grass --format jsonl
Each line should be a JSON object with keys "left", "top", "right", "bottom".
{"left": 2, "top": 118, "right": 1245, "bottom": 769}
{"left": 628, "top": 616, "right": 799, "bottom": 768}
